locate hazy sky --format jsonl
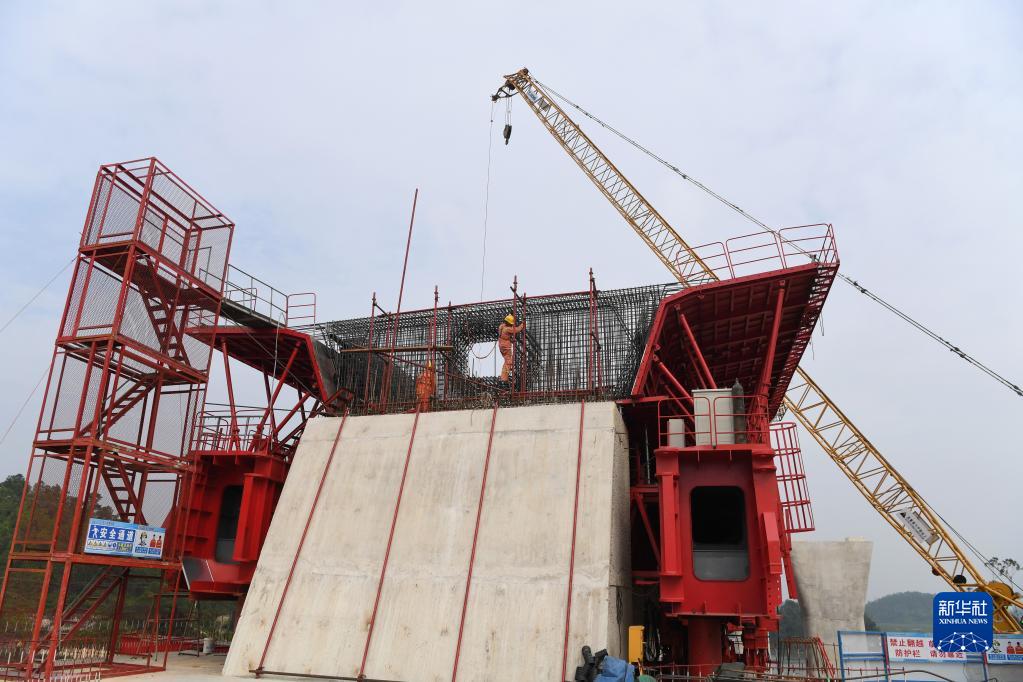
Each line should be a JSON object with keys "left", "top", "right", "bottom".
{"left": 0, "top": 1, "right": 1020, "bottom": 599}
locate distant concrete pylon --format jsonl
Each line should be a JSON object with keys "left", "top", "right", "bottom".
{"left": 790, "top": 538, "right": 874, "bottom": 652}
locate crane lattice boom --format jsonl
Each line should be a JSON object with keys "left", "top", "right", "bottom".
{"left": 496, "top": 67, "right": 1021, "bottom": 632}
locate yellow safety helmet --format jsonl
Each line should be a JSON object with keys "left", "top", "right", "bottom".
{"left": 504, "top": 314, "right": 515, "bottom": 325}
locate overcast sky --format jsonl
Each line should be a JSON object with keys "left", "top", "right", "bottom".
{"left": 0, "top": 1, "right": 1020, "bottom": 599}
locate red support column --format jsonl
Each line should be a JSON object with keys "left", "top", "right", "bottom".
{"left": 655, "top": 448, "right": 684, "bottom": 610}
{"left": 451, "top": 403, "right": 500, "bottom": 682}
{"left": 257, "top": 410, "right": 350, "bottom": 673}
{"left": 359, "top": 408, "right": 422, "bottom": 679}
{"left": 559, "top": 400, "right": 587, "bottom": 682}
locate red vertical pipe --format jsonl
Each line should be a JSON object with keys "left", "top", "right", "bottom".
{"left": 221, "top": 340, "right": 238, "bottom": 449}
{"left": 256, "top": 410, "right": 350, "bottom": 673}
{"left": 380, "top": 189, "right": 419, "bottom": 406}
{"left": 359, "top": 408, "right": 422, "bottom": 678}
{"left": 560, "top": 400, "right": 587, "bottom": 682}
{"left": 451, "top": 403, "right": 500, "bottom": 682}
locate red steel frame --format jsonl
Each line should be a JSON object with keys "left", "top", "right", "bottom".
{"left": 179, "top": 326, "right": 350, "bottom": 597}
{"left": 0, "top": 158, "right": 234, "bottom": 679}
{"left": 0, "top": 157, "right": 838, "bottom": 679}
{"left": 620, "top": 238, "right": 837, "bottom": 673}
{"left": 0, "top": 159, "right": 347, "bottom": 680}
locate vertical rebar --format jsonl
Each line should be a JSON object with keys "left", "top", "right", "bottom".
{"left": 364, "top": 293, "right": 376, "bottom": 406}
{"left": 510, "top": 276, "right": 518, "bottom": 395}
{"left": 379, "top": 188, "right": 419, "bottom": 408}
{"left": 444, "top": 301, "right": 452, "bottom": 401}
{"left": 521, "top": 291, "right": 528, "bottom": 394}
{"left": 431, "top": 286, "right": 439, "bottom": 369}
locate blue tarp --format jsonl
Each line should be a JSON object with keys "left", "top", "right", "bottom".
{"left": 596, "top": 655, "right": 635, "bottom": 682}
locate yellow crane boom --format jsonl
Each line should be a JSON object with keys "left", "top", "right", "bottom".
{"left": 495, "top": 67, "right": 1021, "bottom": 632}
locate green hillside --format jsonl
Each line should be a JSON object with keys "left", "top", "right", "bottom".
{"left": 865, "top": 591, "right": 935, "bottom": 632}
{"left": 777, "top": 591, "right": 935, "bottom": 639}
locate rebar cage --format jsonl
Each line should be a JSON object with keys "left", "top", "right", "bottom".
{"left": 305, "top": 278, "right": 683, "bottom": 414}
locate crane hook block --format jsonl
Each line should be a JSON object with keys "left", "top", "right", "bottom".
{"left": 503, "top": 123, "right": 513, "bottom": 145}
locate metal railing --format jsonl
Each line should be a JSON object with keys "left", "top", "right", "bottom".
{"left": 658, "top": 394, "right": 768, "bottom": 448}
{"left": 771, "top": 422, "right": 815, "bottom": 533}
{"left": 679, "top": 223, "right": 838, "bottom": 282}
{"left": 191, "top": 410, "right": 274, "bottom": 453}
{"left": 223, "top": 265, "right": 317, "bottom": 327}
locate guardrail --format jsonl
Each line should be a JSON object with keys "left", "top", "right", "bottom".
{"left": 678, "top": 223, "right": 838, "bottom": 282}
{"left": 222, "top": 265, "right": 316, "bottom": 327}
{"left": 657, "top": 394, "right": 768, "bottom": 448}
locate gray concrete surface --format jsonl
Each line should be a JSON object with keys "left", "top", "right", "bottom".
{"left": 790, "top": 538, "right": 873, "bottom": 650}
{"left": 223, "top": 402, "right": 630, "bottom": 681}
{"left": 129, "top": 654, "right": 224, "bottom": 681}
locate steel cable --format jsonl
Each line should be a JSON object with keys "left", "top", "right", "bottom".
{"left": 532, "top": 78, "right": 1022, "bottom": 398}
{"left": 0, "top": 257, "right": 75, "bottom": 338}
{"left": 528, "top": 76, "right": 1021, "bottom": 586}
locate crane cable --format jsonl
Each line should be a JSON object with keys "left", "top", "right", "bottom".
{"left": 531, "top": 77, "right": 1023, "bottom": 399}
{"left": 526, "top": 76, "right": 1020, "bottom": 589}
{"left": 480, "top": 100, "right": 496, "bottom": 301}
{"left": 0, "top": 257, "right": 75, "bottom": 338}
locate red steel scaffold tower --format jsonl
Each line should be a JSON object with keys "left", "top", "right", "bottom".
{"left": 0, "top": 158, "right": 233, "bottom": 679}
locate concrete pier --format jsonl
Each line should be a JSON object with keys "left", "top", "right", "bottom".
{"left": 223, "top": 402, "right": 630, "bottom": 680}
{"left": 790, "top": 538, "right": 873, "bottom": 650}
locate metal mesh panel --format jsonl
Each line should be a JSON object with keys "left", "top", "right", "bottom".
{"left": 0, "top": 158, "right": 230, "bottom": 678}
{"left": 139, "top": 205, "right": 185, "bottom": 267}
{"left": 61, "top": 263, "right": 121, "bottom": 339}
{"left": 308, "top": 281, "right": 680, "bottom": 413}
{"left": 145, "top": 166, "right": 232, "bottom": 291}
{"left": 61, "top": 260, "right": 90, "bottom": 339}
{"left": 15, "top": 456, "right": 83, "bottom": 551}
{"left": 148, "top": 386, "right": 203, "bottom": 459}
{"left": 83, "top": 173, "right": 142, "bottom": 247}
{"left": 42, "top": 349, "right": 101, "bottom": 439}
{"left": 60, "top": 259, "right": 217, "bottom": 373}
{"left": 0, "top": 567, "right": 45, "bottom": 622}
{"left": 189, "top": 223, "right": 232, "bottom": 291}
{"left": 83, "top": 160, "right": 233, "bottom": 293}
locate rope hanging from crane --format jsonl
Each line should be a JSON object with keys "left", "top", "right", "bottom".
{"left": 528, "top": 77, "right": 1023, "bottom": 399}
{"left": 480, "top": 100, "right": 496, "bottom": 301}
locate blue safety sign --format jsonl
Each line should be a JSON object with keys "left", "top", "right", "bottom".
{"left": 84, "top": 518, "right": 165, "bottom": 559}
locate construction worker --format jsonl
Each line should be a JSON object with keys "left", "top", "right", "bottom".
{"left": 498, "top": 314, "right": 524, "bottom": 383}
{"left": 414, "top": 360, "right": 436, "bottom": 412}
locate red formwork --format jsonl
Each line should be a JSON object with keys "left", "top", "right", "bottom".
{"left": 620, "top": 225, "right": 838, "bottom": 674}
{"left": 179, "top": 316, "right": 351, "bottom": 597}
{"left": 0, "top": 158, "right": 234, "bottom": 679}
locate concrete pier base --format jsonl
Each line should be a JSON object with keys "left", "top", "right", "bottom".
{"left": 223, "top": 402, "right": 630, "bottom": 681}
{"left": 790, "top": 538, "right": 873, "bottom": 650}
